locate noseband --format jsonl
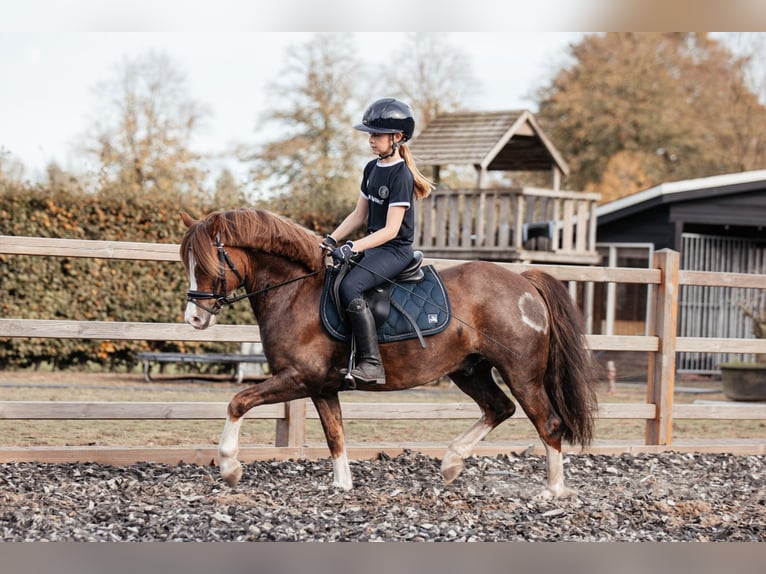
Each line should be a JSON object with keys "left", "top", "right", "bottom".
{"left": 186, "top": 234, "right": 320, "bottom": 315}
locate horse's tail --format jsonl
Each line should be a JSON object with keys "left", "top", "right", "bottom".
{"left": 522, "top": 269, "right": 600, "bottom": 446}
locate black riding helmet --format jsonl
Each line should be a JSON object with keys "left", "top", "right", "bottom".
{"left": 354, "top": 98, "right": 415, "bottom": 141}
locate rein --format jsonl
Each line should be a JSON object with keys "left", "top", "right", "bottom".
{"left": 186, "top": 235, "right": 320, "bottom": 315}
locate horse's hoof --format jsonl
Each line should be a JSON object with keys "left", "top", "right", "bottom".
{"left": 332, "top": 479, "right": 353, "bottom": 491}
{"left": 220, "top": 460, "right": 243, "bottom": 487}
{"left": 534, "top": 485, "right": 577, "bottom": 500}
{"left": 441, "top": 455, "right": 464, "bottom": 485}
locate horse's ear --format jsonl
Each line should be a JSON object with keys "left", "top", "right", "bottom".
{"left": 180, "top": 212, "right": 197, "bottom": 228}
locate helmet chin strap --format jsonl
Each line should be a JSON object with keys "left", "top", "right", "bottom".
{"left": 377, "top": 134, "right": 400, "bottom": 160}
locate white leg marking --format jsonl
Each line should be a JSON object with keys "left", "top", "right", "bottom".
{"left": 332, "top": 451, "right": 353, "bottom": 491}
{"left": 219, "top": 417, "right": 243, "bottom": 487}
{"left": 442, "top": 418, "right": 494, "bottom": 484}
{"left": 184, "top": 252, "right": 216, "bottom": 329}
{"left": 535, "top": 442, "right": 577, "bottom": 499}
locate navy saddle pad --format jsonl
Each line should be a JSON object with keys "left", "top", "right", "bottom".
{"left": 320, "top": 264, "right": 451, "bottom": 345}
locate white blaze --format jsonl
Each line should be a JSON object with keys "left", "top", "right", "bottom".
{"left": 184, "top": 251, "right": 216, "bottom": 329}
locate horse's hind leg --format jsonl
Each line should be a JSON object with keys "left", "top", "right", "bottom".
{"left": 442, "top": 361, "right": 516, "bottom": 484}
{"left": 494, "top": 366, "right": 575, "bottom": 499}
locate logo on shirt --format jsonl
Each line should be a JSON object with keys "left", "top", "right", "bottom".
{"left": 378, "top": 186, "right": 389, "bottom": 199}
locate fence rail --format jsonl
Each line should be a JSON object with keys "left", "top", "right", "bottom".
{"left": 413, "top": 187, "right": 602, "bottom": 264}
{"left": 1, "top": 235, "right": 765, "bottom": 465}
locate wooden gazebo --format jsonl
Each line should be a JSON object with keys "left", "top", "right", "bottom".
{"left": 410, "top": 110, "right": 569, "bottom": 189}
{"left": 408, "top": 110, "right": 600, "bottom": 264}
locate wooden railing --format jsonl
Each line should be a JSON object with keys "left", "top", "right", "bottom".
{"left": 414, "top": 187, "right": 602, "bottom": 265}
{"left": 1, "top": 235, "right": 765, "bottom": 465}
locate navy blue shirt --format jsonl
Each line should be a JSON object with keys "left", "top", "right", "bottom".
{"left": 360, "top": 158, "right": 415, "bottom": 247}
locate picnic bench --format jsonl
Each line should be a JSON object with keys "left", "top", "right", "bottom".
{"left": 136, "top": 352, "right": 269, "bottom": 383}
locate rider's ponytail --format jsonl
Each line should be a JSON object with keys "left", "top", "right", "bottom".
{"left": 399, "top": 143, "right": 434, "bottom": 200}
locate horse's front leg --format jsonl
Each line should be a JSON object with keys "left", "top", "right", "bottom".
{"left": 311, "top": 393, "right": 352, "bottom": 491}
{"left": 218, "top": 371, "right": 309, "bottom": 488}
{"left": 219, "top": 416, "right": 243, "bottom": 487}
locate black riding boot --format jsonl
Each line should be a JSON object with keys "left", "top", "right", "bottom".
{"left": 346, "top": 298, "right": 386, "bottom": 385}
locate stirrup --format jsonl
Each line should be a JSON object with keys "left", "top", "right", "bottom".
{"left": 349, "top": 363, "right": 385, "bottom": 385}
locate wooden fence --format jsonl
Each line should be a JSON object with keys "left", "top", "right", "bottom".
{"left": 1, "top": 235, "right": 765, "bottom": 465}
{"left": 413, "top": 187, "right": 602, "bottom": 265}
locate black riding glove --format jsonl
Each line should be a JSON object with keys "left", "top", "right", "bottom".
{"left": 321, "top": 235, "right": 337, "bottom": 251}
{"left": 331, "top": 241, "right": 356, "bottom": 264}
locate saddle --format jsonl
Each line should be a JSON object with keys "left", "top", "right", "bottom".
{"left": 320, "top": 251, "right": 451, "bottom": 348}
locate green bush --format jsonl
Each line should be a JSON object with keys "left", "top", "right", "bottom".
{"left": 0, "top": 184, "right": 256, "bottom": 370}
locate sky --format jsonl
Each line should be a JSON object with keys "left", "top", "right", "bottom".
{"left": 2, "top": 0, "right": 765, "bottom": 183}
{"left": 0, "top": 30, "right": 581, "bottom": 182}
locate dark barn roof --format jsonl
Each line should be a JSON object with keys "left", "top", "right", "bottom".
{"left": 409, "top": 110, "right": 569, "bottom": 175}
{"left": 596, "top": 170, "right": 766, "bottom": 249}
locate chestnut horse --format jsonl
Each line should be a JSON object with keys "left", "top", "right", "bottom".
{"left": 180, "top": 208, "right": 599, "bottom": 498}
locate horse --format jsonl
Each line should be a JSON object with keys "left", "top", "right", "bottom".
{"left": 180, "top": 208, "right": 599, "bottom": 498}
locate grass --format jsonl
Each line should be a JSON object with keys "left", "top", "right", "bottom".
{"left": 0, "top": 367, "right": 763, "bottom": 448}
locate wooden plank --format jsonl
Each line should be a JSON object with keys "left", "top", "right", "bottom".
{"left": 676, "top": 337, "right": 766, "bottom": 354}
{"left": 417, "top": 198, "right": 432, "bottom": 247}
{"left": 512, "top": 194, "right": 524, "bottom": 248}
{"left": 448, "top": 194, "right": 460, "bottom": 247}
{"left": 679, "top": 269, "right": 766, "bottom": 289}
{"left": 136, "top": 352, "right": 267, "bottom": 363}
{"left": 585, "top": 335, "right": 658, "bottom": 352}
{"left": 588, "top": 201, "right": 598, "bottom": 251}
{"left": 0, "top": 440, "right": 762, "bottom": 466}
{"left": 0, "top": 401, "right": 284, "bottom": 419}
{"left": 0, "top": 318, "right": 261, "bottom": 342}
{"left": 561, "top": 199, "right": 574, "bottom": 251}
{"left": 673, "top": 403, "right": 766, "bottom": 420}
{"left": 428, "top": 258, "right": 663, "bottom": 284}
{"left": 596, "top": 403, "right": 656, "bottom": 419}
{"left": 485, "top": 191, "right": 498, "bottom": 247}
{"left": 0, "top": 235, "right": 180, "bottom": 261}
{"left": 497, "top": 195, "right": 511, "bottom": 248}
{"left": 0, "top": 445, "right": 302, "bottom": 465}
{"left": 328, "top": 402, "right": 483, "bottom": 420}
{"left": 575, "top": 200, "right": 588, "bottom": 251}
{"left": 521, "top": 187, "right": 602, "bottom": 201}
{"left": 435, "top": 195, "right": 447, "bottom": 247}
{"left": 646, "top": 249, "right": 680, "bottom": 446}
{"left": 0, "top": 319, "right": 660, "bottom": 358}
{"left": 275, "top": 399, "right": 306, "bottom": 448}
{"left": 461, "top": 193, "right": 474, "bottom": 247}
{"left": 0, "top": 401, "right": 659, "bottom": 422}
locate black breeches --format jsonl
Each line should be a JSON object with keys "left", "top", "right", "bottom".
{"left": 338, "top": 244, "right": 414, "bottom": 310}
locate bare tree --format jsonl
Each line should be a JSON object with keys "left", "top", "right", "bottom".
{"left": 83, "top": 51, "right": 209, "bottom": 200}
{"left": 380, "top": 33, "right": 479, "bottom": 130}
{"left": 246, "top": 34, "right": 365, "bottom": 232}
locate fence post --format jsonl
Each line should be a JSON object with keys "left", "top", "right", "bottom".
{"left": 275, "top": 398, "right": 306, "bottom": 448}
{"left": 646, "top": 249, "right": 680, "bottom": 445}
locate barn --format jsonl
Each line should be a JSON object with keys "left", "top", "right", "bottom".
{"left": 595, "top": 170, "right": 766, "bottom": 372}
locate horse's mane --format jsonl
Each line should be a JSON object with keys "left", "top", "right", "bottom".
{"left": 181, "top": 208, "right": 324, "bottom": 278}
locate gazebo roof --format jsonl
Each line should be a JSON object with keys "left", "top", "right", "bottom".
{"left": 408, "top": 109, "right": 569, "bottom": 175}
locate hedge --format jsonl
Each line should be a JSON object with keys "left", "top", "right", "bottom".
{"left": 0, "top": 184, "right": 257, "bottom": 370}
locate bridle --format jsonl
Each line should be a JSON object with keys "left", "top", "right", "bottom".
{"left": 185, "top": 234, "right": 319, "bottom": 315}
